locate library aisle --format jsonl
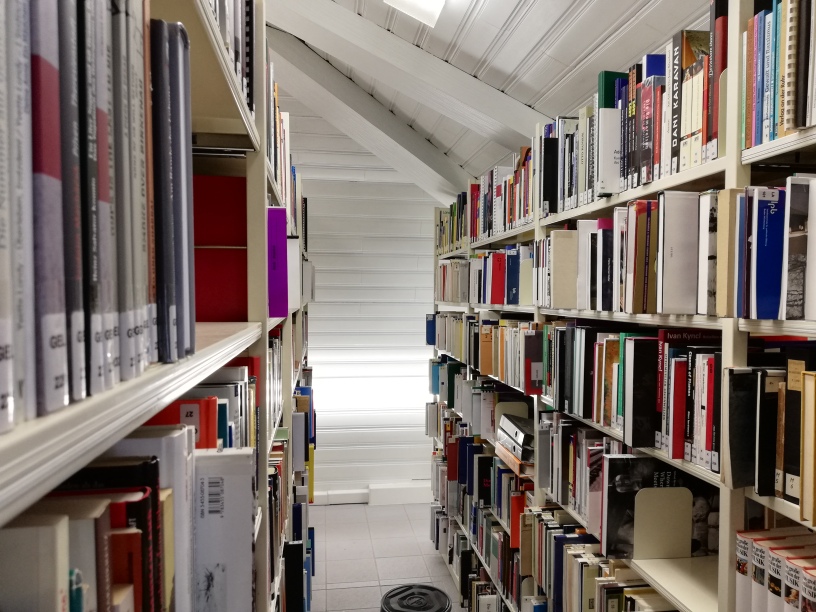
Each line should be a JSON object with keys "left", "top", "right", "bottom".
{"left": 309, "top": 504, "right": 466, "bottom": 612}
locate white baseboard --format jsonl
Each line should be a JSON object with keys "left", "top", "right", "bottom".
{"left": 368, "top": 480, "right": 432, "bottom": 505}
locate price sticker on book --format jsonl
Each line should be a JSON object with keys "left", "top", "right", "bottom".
{"left": 179, "top": 402, "right": 201, "bottom": 442}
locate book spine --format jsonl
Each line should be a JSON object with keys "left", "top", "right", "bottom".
{"left": 97, "top": 0, "right": 119, "bottom": 389}
{"left": 746, "top": 17, "right": 755, "bottom": 148}
{"left": 32, "top": 0, "right": 71, "bottom": 414}
{"left": 763, "top": 10, "right": 774, "bottom": 143}
{"left": 641, "top": 78, "right": 653, "bottom": 184}
{"left": 8, "top": 0, "right": 36, "bottom": 423}
{"left": 129, "top": 0, "right": 148, "bottom": 376}
{"left": 58, "top": 0, "right": 87, "bottom": 403}
{"left": 782, "top": 0, "right": 799, "bottom": 133}
{"left": 144, "top": 7, "right": 157, "bottom": 367}
{"left": 0, "top": 0, "right": 14, "bottom": 431}
{"left": 79, "top": 0, "right": 105, "bottom": 396}
{"left": 755, "top": 12, "right": 765, "bottom": 146}
{"left": 670, "top": 33, "right": 682, "bottom": 174}
{"left": 713, "top": 11, "right": 728, "bottom": 153}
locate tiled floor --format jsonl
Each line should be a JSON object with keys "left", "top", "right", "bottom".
{"left": 309, "top": 503, "right": 466, "bottom": 612}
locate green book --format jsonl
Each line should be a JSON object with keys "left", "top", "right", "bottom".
{"left": 598, "top": 70, "right": 628, "bottom": 108}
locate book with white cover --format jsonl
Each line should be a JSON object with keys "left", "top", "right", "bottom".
{"left": 596, "top": 108, "right": 622, "bottom": 196}
{"left": 549, "top": 231, "right": 578, "bottom": 309}
{"left": 106, "top": 425, "right": 196, "bottom": 612}
{"left": 612, "top": 207, "right": 628, "bottom": 312}
{"left": 292, "top": 411, "right": 307, "bottom": 472}
{"left": 31, "top": 0, "right": 70, "bottom": 414}
{"left": 657, "top": 191, "right": 699, "bottom": 314}
{"left": 8, "top": 0, "right": 36, "bottom": 423}
{"left": 0, "top": 0, "right": 15, "bottom": 432}
{"left": 478, "top": 593, "right": 498, "bottom": 611}
{"left": 805, "top": 179, "right": 816, "bottom": 320}
{"left": 28, "top": 497, "right": 113, "bottom": 612}
{"left": 0, "top": 513, "right": 69, "bottom": 610}
{"left": 576, "top": 220, "right": 596, "bottom": 310}
{"left": 193, "top": 448, "right": 254, "bottom": 612}
{"left": 697, "top": 191, "right": 718, "bottom": 315}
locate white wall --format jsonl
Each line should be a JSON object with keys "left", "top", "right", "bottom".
{"left": 305, "top": 179, "right": 436, "bottom": 499}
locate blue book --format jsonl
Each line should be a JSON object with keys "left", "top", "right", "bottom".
{"left": 293, "top": 502, "right": 303, "bottom": 541}
{"left": 295, "top": 386, "right": 316, "bottom": 445}
{"left": 426, "top": 314, "right": 436, "bottom": 345}
{"left": 752, "top": 187, "right": 786, "bottom": 319}
{"left": 552, "top": 532, "right": 598, "bottom": 612}
{"left": 736, "top": 194, "right": 748, "bottom": 317}
{"left": 217, "top": 398, "right": 229, "bottom": 447}
{"left": 430, "top": 359, "right": 441, "bottom": 395}
{"left": 457, "top": 436, "right": 474, "bottom": 485}
{"left": 642, "top": 53, "right": 666, "bottom": 78}
{"left": 772, "top": 0, "right": 782, "bottom": 140}
{"left": 755, "top": 10, "right": 768, "bottom": 146}
{"left": 505, "top": 246, "right": 520, "bottom": 305}
{"left": 308, "top": 526, "right": 315, "bottom": 576}
{"left": 465, "top": 443, "right": 484, "bottom": 495}
{"left": 304, "top": 555, "right": 312, "bottom": 608}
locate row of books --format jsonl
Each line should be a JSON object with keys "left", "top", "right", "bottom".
{"left": 741, "top": 0, "right": 816, "bottom": 150}
{"left": 430, "top": 314, "right": 544, "bottom": 397}
{"left": 0, "top": 3, "right": 200, "bottom": 432}
{"left": 536, "top": 15, "right": 726, "bottom": 215}
{"left": 435, "top": 192, "right": 469, "bottom": 256}
{"left": 472, "top": 153, "right": 536, "bottom": 244}
{"left": 206, "top": 0, "right": 255, "bottom": 116}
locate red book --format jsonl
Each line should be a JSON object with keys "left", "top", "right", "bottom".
{"left": 490, "top": 252, "right": 506, "bottom": 305}
{"left": 227, "top": 355, "right": 261, "bottom": 380}
{"left": 712, "top": 14, "right": 728, "bottom": 142}
{"left": 509, "top": 492, "right": 525, "bottom": 548}
{"left": 193, "top": 175, "right": 247, "bottom": 247}
{"left": 110, "top": 528, "right": 144, "bottom": 612}
{"left": 654, "top": 86, "right": 663, "bottom": 175}
{"left": 705, "top": 356, "right": 716, "bottom": 466}
{"left": 146, "top": 396, "right": 219, "bottom": 449}
{"left": 670, "top": 359, "right": 689, "bottom": 460}
{"left": 194, "top": 247, "right": 248, "bottom": 321}
{"left": 446, "top": 439, "right": 459, "bottom": 482}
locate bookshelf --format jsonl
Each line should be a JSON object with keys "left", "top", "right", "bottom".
{"left": 0, "top": 0, "right": 313, "bottom": 609}
{"left": 427, "top": 1, "right": 816, "bottom": 610}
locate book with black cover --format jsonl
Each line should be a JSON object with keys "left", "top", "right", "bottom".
{"left": 624, "top": 337, "right": 659, "bottom": 448}
{"left": 283, "top": 540, "right": 305, "bottom": 612}
{"left": 540, "top": 138, "right": 558, "bottom": 214}
{"left": 756, "top": 369, "right": 785, "bottom": 496}
{"left": 726, "top": 368, "right": 760, "bottom": 488}
{"left": 601, "top": 455, "right": 718, "bottom": 559}
{"left": 476, "top": 454, "right": 493, "bottom": 506}
{"left": 685, "top": 345, "right": 719, "bottom": 461}
{"left": 783, "top": 347, "right": 816, "bottom": 503}
{"left": 57, "top": 457, "right": 163, "bottom": 610}
{"left": 150, "top": 20, "right": 178, "bottom": 364}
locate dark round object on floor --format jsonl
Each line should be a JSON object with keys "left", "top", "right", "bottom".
{"left": 380, "top": 584, "right": 452, "bottom": 612}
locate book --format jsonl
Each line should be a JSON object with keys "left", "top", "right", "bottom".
{"left": 549, "top": 230, "right": 578, "bottom": 309}
{"left": 0, "top": 514, "right": 69, "bottom": 611}
{"left": 145, "top": 396, "right": 220, "bottom": 449}
{"left": 111, "top": 527, "right": 144, "bottom": 611}
{"left": 750, "top": 187, "right": 787, "bottom": 319}
{"left": 32, "top": 0, "right": 70, "bottom": 413}
{"left": 698, "top": 190, "right": 719, "bottom": 315}
{"left": 623, "top": 337, "right": 659, "bottom": 448}
{"left": 656, "top": 191, "right": 699, "bottom": 314}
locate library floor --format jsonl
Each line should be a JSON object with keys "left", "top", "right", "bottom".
{"left": 309, "top": 503, "right": 466, "bottom": 612}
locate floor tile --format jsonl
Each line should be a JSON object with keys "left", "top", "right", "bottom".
{"left": 410, "top": 518, "right": 430, "bottom": 538}
{"left": 325, "top": 521, "right": 371, "bottom": 542}
{"left": 376, "top": 555, "right": 431, "bottom": 580}
{"left": 324, "top": 504, "right": 369, "bottom": 524}
{"left": 324, "top": 586, "right": 382, "bottom": 611}
{"left": 380, "top": 578, "right": 433, "bottom": 590}
{"left": 326, "top": 557, "right": 379, "bottom": 584}
{"left": 311, "top": 590, "right": 326, "bottom": 612}
{"left": 369, "top": 519, "right": 414, "bottom": 539}
{"left": 309, "top": 505, "right": 327, "bottom": 526}
{"left": 325, "top": 538, "right": 374, "bottom": 561}
{"left": 424, "top": 554, "right": 451, "bottom": 578}
{"left": 404, "top": 503, "right": 430, "bottom": 520}
{"left": 313, "top": 561, "right": 326, "bottom": 587}
{"left": 372, "top": 537, "right": 421, "bottom": 558}
{"left": 433, "top": 578, "right": 462, "bottom": 604}
{"left": 416, "top": 537, "right": 437, "bottom": 555}
{"left": 365, "top": 504, "right": 407, "bottom": 521}
{"left": 325, "top": 580, "right": 379, "bottom": 590}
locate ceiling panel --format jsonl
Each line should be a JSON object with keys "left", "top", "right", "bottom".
{"left": 390, "top": 92, "right": 421, "bottom": 125}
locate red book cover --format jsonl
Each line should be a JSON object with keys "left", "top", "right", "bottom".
{"left": 194, "top": 247, "right": 248, "bottom": 321}
{"left": 490, "top": 253, "right": 506, "bottom": 305}
{"left": 654, "top": 86, "right": 663, "bottom": 174}
{"left": 446, "top": 439, "right": 459, "bottom": 482}
{"left": 193, "top": 175, "right": 248, "bottom": 247}
{"left": 713, "top": 15, "right": 728, "bottom": 141}
{"left": 706, "top": 356, "right": 716, "bottom": 462}
{"left": 146, "top": 396, "right": 219, "bottom": 449}
{"left": 509, "top": 492, "right": 525, "bottom": 548}
{"left": 641, "top": 79, "right": 653, "bottom": 183}
{"left": 227, "top": 355, "right": 261, "bottom": 380}
{"left": 110, "top": 529, "right": 144, "bottom": 612}
{"left": 670, "top": 359, "right": 689, "bottom": 459}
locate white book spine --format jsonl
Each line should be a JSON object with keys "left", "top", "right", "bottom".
{"left": 806, "top": 181, "right": 816, "bottom": 319}
{"left": 595, "top": 108, "right": 621, "bottom": 196}
{"left": 0, "top": 0, "right": 15, "bottom": 432}
{"left": 8, "top": 0, "right": 34, "bottom": 424}
{"left": 735, "top": 534, "right": 752, "bottom": 612}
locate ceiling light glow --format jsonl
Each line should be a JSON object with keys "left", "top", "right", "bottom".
{"left": 383, "top": 0, "right": 446, "bottom": 28}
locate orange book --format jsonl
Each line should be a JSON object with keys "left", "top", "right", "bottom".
{"left": 145, "top": 396, "right": 219, "bottom": 449}
{"left": 110, "top": 527, "right": 143, "bottom": 612}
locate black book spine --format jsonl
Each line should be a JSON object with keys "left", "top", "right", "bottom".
{"left": 150, "top": 20, "right": 177, "bottom": 364}
{"left": 620, "top": 83, "right": 628, "bottom": 189}
{"left": 283, "top": 541, "right": 305, "bottom": 612}
{"left": 712, "top": 352, "right": 722, "bottom": 473}
{"left": 581, "top": 330, "right": 595, "bottom": 419}
{"left": 542, "top": 138, "right": 558, "bottom": 214}
{"left": 633, "top": 81, "right": 642, "bottom": 188}
{"left": 670, "top": 31, "right": 683, "bottom": 173}
{"left": 563, "top": 327, "right": 575, "bottom": 414}
{"left": 601, "top": 229, "right": 614, "bottom": 311}
{"left": 756, "top": 371, "right": 779, "bottom": 495}
{"left": 59, "top": 0, "right": 87, "bottom": 402}
{"left": 796, "top": 0, "right": 812, "bottom": 127}
{"left": 783, "top": 351, "right": 816, "bottom": 503}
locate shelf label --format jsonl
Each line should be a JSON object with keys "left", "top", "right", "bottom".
{"left": 179, "top": 402, "right": 201, "bottom": 443}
